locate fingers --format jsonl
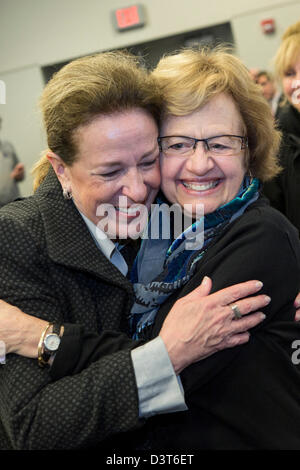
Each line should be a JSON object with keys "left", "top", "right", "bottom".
{"left": 181, "top": 276, "right": 213, "bottom": 300}
{"left": 212, "top": 280, "right": 264, "bottom": 307}
{"left": 221, "top": 332, "right": 250, "bottom": 348}
{"left": 230, "top": 294, "right": 271, "bottom": 318}
{"left": 196, "top": 276, "right": 213, "bottom": 297}
{"left": 219, "top": 311, "right": 266, "bottom": 350}
{"left": 229, "top": 311, "right": 266, "bottom": 335}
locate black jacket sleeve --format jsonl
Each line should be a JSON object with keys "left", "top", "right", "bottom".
{"left": 50, "top": 325, "right": 143, "bottom": 379}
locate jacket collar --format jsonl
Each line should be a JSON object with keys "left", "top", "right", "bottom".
{"left": 35, "top": 169, "right": 133, "bottom": 293}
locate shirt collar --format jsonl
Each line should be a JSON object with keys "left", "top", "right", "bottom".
{"left": 78, "top": 211, "right": 129, "bottom": 277}
{"left": 79, "top": 211, "right": 116, "bottom": 260}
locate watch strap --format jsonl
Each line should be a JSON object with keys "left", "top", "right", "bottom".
{"left": 38, "top": 322, "right": 61, "bottom": 368}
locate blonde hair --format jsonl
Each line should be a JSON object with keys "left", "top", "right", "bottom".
{"left": 274, "top": 20, "right": 300, "bottom": 79}
{"left": 152, "top": 47, "right": 281, "bottom": 182}
{"left": 33, "top": 51, "right": 163, "bottom": 190}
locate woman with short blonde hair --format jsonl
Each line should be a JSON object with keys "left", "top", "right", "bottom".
{"left": 264, "top": 20, "right": 300, "bottom": 234}
{"left": 140, "top": 46, "right": 300, "bottom": 449}
{"left": 152, "top": 47, "right": 282, "bottom": 182}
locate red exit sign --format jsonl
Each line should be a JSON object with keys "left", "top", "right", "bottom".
{"left": 113, "top": 5, "right": 145, "bottom": 31}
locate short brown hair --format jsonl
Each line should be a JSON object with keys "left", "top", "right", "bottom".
{"left": 152, "top": 47, "right": 281, "bottom": 182}
{"left": 256, "top": 70, "right": 274, "bottom": 82}
{"left": 33, "top": 51, "right": 163, "bottom": 189}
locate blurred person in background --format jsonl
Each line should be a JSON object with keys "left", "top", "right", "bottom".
{"left": 263, "top": 20, "right": 300, "bottom": 234}
{"left": 0, "top": 117, "right": 25, "bottom": 208}
{"left": 248, "top": 67, "right": 259, "bottom": 82}
{"left": 255, "top": 70, "right": 282, "bottom": 116}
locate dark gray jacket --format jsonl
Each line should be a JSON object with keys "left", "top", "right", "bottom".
{"left": 0, "top": 169, "right": 141, "bottom": 449}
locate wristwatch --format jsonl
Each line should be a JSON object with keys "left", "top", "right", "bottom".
{"left": 38, "top": 322, "right": 62, "bottom": 368}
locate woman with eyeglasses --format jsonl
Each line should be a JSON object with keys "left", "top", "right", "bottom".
{"left": 132, "top": 47, "right": 300, "bottom": 450}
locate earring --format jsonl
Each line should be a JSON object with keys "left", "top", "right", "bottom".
{"left": 63, "top": 188, "right": 72, "bottom": 200}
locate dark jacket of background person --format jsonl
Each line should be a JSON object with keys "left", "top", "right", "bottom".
{"left": 0, "top": 169, "right": 144, "bottom": 450}
{"left": 146, "top": 197, "right": 300, "bottom": 450}
{"left": 263, "top": 103, "right": 300, "bottom": 235}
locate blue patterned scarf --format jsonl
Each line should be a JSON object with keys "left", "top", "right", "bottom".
{"left": 129, "top": 177, "right": 260, "bottom": 339}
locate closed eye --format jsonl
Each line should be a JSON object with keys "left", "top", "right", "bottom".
{"left": 92, "top": 169, "right": 122, "bottom": 179}
{"left": 140, "top": 158, "right": 158, "bottom": 168}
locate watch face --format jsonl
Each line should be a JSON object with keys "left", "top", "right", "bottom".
{"left": 44, "top": 334, "right": 61, "bottom": 352}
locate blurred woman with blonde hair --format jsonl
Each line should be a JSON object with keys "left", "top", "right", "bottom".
{"left": 264, "top": 20, "right": 300, "bottom": 234}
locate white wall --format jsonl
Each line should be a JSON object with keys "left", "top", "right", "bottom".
{"left": 0, "top": 66, "right": 46, "bottom": 197}
{"left": 0, "top": 0, "right": 299, "bottom": 195}
{"left": 232, "top": 1, "right": 300, "bottom": 70}
{"left": 0, "top": 0, "right": 298, "bottom": 72}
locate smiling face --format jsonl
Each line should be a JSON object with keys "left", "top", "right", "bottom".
{"left": 50, "top": 108, "right": 161, "bottom": 239}
{"left": 282, "top": 52, "right": 300, "bottom": 112}
{"left": 160, "top": 93, "right": 247, "bottom": 216}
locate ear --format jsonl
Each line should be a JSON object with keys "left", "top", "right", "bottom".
{"left": 46, "top": 151, "right": 72, "bottom": 190}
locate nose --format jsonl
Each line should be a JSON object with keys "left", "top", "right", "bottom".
{"left": 185, "top": 141, "right": 215, "bottom": 174}
{"left": 121, "top": 168, "right": 148, "bottom": 203}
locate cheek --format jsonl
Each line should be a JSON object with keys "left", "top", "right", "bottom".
{"left": 160, "top": 161, "right": 181, "bottom": 203}
{"left": 223, "top": 160, "right": 245, "bottom": 186}
{"left": 160, "top": 157, "right": 181, "bottom": 182}
{"left": 150, "top": 165, "right": 162, "bottom": 189}
{"left": 282, "top": 78, "right": 293, "bottom": 97}
{"left": 74, "top": 181, "right": 109, "bottom": 210}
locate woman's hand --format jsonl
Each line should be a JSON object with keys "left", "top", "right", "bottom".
{"left": 295, "top": 292, "right": 300, "bottom": 321}
{"left": 0, "top": 300, "right": 47, "bottom": 358}
{"left": 159, "top": 276, "right": 270, "bottom": 374}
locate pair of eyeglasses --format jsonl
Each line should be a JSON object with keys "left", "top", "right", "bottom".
{"left": 158, "top": 134, "right": 248, "bottom": 157}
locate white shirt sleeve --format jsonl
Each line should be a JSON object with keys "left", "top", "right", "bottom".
{"left": 131, "top": 336, "right": 188, "bottom": 418}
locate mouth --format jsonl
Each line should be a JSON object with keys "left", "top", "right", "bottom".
{"left": 181, "top": 180, "right": 221, "bottom": 192}
{"left": 114, "top": 203, "right": 146, "bottom": 221}
{"left": 115, "top": 206, "right": 141, "bottom": 215}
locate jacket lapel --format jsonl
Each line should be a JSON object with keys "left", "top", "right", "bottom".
{"left": 35, "top": 169, "right": 133, "bottom": 294}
